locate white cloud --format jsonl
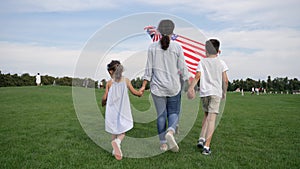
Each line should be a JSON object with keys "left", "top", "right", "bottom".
{"left": 1, "top": 0, "right": 299, "bottom": 81}
{"left": 0, "top": 42, "right": 79, "bottom": 77}
{"left": 206, "top": 28, "right": 300, "bottom": 80}
{"left": 2, "top": 27, "right": 298, "bottom": 81}
{"left": 3, "top": 0, "right": 299, "bottom": 28}
{"left": 95, "top": 50, "right": 148, "bottom": 81}
{"left": 1, "top": 0, "right": 119, "bottom": 12}
{"left": 138, "top": 0, "right": 300, "bottom": 28}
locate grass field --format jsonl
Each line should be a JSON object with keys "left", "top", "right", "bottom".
{"left": 0, "top": 86, "right": 299, "bottom": 169}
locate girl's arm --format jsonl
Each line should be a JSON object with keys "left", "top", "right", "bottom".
{"left": 101, "top": 80, "right": 112, "bottom": 106}
{"left": 126, "top": 78, "right": 143, "bottom": 97}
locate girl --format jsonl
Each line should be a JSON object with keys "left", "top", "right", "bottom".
{"left": 102, "top": 60, "right": 142, "bottom": 160}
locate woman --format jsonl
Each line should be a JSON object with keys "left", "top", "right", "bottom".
{"left": 140, "top": 19, "right": 188, "bottom": 152}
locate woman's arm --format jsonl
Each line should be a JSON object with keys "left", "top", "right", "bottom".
{"left": 188, "top": 72, "right": 200, "bottom": 90}
{"left": 140, "top": 80, "right": 148, "bottom": 93}
{"left": 187, "top": 71, "right": 201, "bottom": 99}
{"left": 177, "top": 45, "right": 189, "bottom": 81}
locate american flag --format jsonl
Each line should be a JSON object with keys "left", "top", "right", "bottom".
{"left": 144, "top": 25, "right": 206, "bottom": 77}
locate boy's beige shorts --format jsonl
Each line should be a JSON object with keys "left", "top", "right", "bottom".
{"left": 200, "top": 95, "right": 221, "bottom": 114}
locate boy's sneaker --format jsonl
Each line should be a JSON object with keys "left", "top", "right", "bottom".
{"left": 202, "top": 147, "right": 211, "bottom": 155}
{"left": 197, "top": 139, "right": 205, "bottom": 149}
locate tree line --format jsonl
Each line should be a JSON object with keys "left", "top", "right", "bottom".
{"left": 0, "top": 71, "right": 98, "bottom": 88}
{"left": 1, "top": 71, "right": 299, "bottom": 94}
{"left": 112, "top": 75, "right": 300, "bottom": 94}
{"left": 228, "top": 76, "right": 300, "bottom": 93}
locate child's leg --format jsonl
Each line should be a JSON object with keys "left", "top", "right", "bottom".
{"left": 197, "top": 112, "right": 208, "bottom": 149}
{"left": 111, "top": 133, "right": 125, "bottom": 160}
{"left": 199, "top": 112, "right": 208, "bottom": 140}
{"left": 204, "top": 113, "right": 217, "bottom": 148}
{"left": 112, "top": 134, "right": 117, "bottom": 141}
{"left": 117, "top": 133, "right": 125, "bottom": 142}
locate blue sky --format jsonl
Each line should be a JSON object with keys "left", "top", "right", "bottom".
{"left": 1, "top": 0, "right": 299, "bottom": 81}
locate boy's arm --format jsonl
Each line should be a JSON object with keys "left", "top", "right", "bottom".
{"left": 126, "top": 78, "right": 142, "bottom": 97}
{"left": 222, "top": 71, "right": 229, "bottom": 99}
{"left": 101, "top": 80, "right": 112, "bottom": 106}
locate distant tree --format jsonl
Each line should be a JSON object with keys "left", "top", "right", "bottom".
{"left": 227, "top": 81, "right": 234, "bottom": 91}
{"left": 42, "top": 75, "right": 56, "bottom": 85}
{"left": 261, "top": 80, "right": 267, "bottom": 89}
{"left": 13, "top": 74, "right": 22, "bottom": 86}
{"left": 0, "top": 71, "right": 4, "bottom": 87}
{"left": 240, "top": 79, "right": 244, "bottom": 90}
{"left": 132, "top": 77, "right": 142, "bottom": 88}
{"left": 245, "top": 78, "right": 256, "bottom": 91}
{"left": 231, "top": 79, "right": 240, "bottom": 91}
{"left": 101, "top": 79, "right": 106, "bottom": 89}
{"left": 267, "top": 76, "right": 272, "bottom": 91}
{"left": 283, "top": 77, "right": 288, "bottom": 91}
{"left": 257, "top": 79, "right": 261, "bottom": 89}
{"left": 72, "top": 78, "right": 83, "bottom": 87}
{"left": 56, "top": 77, "right": 72, "bottom": 86}
{"left": 94, "top": 80, "right": 98, "bottom": 89}
{"left": 292, "top": 78, "right": 300, "bottom": 91}
{"left": 20, "top": 73, "right": 33, "bottom": 86}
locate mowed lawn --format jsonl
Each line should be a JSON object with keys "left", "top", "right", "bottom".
{"left": 0, "top": 86, "right": 299, "bottom": 169}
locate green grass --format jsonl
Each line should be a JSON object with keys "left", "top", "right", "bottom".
{"left": 0, "top": 86, "right": 299, "bottom": 169}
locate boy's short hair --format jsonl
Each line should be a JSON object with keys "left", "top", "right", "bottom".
{"left": 205, "top": 39, "right": 220, "bottom": 55}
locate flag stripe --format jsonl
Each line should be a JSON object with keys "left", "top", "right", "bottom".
{"left": 178, "top": 35, "right": 205, "bottom": 46}
{"left": 185, "top": 59, "right": 198, "bottom": 66}
{"left": 188, "top": 69, "right": 196, "bottom": 74}
{"left": 183, "top": 52, "right": 200, "bottom": 63}
{"left": 181, "top": 45, "right": 206, "bottom": 58}
{"left": 175, "top": 38, "right": 205, "bottom": 52}
{"left": 187, "top": 65, "right": 197, "bottom": 71}
{"left": 145, "top": 26, "right": 206, "bottom": 77}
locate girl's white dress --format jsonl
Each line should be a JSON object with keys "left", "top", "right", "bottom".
{"left": 105, "top": 78, "right": 133, "bottom": 135}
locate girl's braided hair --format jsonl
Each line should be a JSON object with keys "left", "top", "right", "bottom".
{"left": 107, "top": 60, "right": 123, "bottom": 81}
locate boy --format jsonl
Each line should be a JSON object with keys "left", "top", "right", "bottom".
{"left": 187, "top": 39, "right": 229, "bottom": 155}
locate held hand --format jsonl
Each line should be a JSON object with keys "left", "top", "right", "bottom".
{"left": 101, "top": 99, "right": 107, "bottom": 107}
{"left": 137, "top": 88, "right": 144, "bottom": 97}
{"left": 137, "top": 89, "right": 143, "bottom": 97}
{"left": 139, "top": 86, "right": 145, "bottom": 96}
{"left": 187, "top": 88, "right": 195, "bottom": 100}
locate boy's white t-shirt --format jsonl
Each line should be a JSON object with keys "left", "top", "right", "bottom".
{"left": 196, "top": 57, "right": 228, "bottom": 98}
